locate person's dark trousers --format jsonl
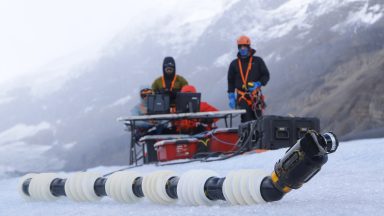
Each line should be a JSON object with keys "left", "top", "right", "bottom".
{"left": 237, "top": 99, "right": 262, "bottom": 122}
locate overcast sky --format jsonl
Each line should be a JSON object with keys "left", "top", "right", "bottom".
{"left": 0, "top": 0, "right": 147, "bottom": 85}
{"left": 0, "top": 0, "right": 233, "bottom": 94}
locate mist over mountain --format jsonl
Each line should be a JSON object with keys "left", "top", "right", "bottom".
{"left": 0, "top": 0, "right": 383, "bottom": 173}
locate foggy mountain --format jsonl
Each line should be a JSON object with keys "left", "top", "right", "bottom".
{"left": 0, "top": 0, "right": 383, "bottom": 173}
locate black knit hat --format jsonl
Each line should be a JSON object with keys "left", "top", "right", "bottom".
{"left": 163, "top": 56, "right": 176, "bottom": 70}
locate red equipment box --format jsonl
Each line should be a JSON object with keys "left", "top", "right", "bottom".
{"left": 154, "top": 138, "right": 200, "bottom": 162}
{"left": 139, "top": 134, "right": 191, "bottom": 163}
{"left": 206, "top": 128, "right": 239, "bottom": 153}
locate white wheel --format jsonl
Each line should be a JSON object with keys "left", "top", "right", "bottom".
{"left": 143, "top": 170, "right": 177, "bottom": 204}
{"left": 141, "top": 173, "right": 152, "bottom": 202}
{"left": 187, "top": 173, "right": 197, "bottom": 205}
{"left": 142, "top": 172, "right": 157, "bottom": 203}
{"left": 183, "top": 170, "right": 198, "bottom": 205}
{"left": 74, "top": 173, "right": 87, "bottom": 201}
{"left": 223, "top": 169, "right": 268, "bottom": 205}
{"left": 149, "top": 172, "right": 162, "bottom": 203}
{"left": 28, "top": 173, "right": 59, "bottom": 201}
{"left": 178, "top": 170, "right": 218, "bottom": 206}
{"left": 222, "top": 171, "right": 238, "bottom": 205}
{"left": 155, "top": 171, "right": 177, "bottom": 204}
{"left": 65, "top": 173, "right": 81, "bottom": 202}
{"left": 65, "top": 172, "right": 103, "bottom": 202}
{"left": 239, "top": 171, "right": 255, "bottom": 205}
{"left": 105, "top": 172, "right": 116, "bottom": 199}
{"left": 40, "top": 173, "right": 59, "bottom": 201}
{"left": 231, "top": 169, "right": 261, "bottom": 205}
{"left": 106, "top": 171, "right": 128, "bottom": 202}
{"left": 74, "top": 172, "right": 90, "bottom": 201}
{"left": 118, "top": 171, "right": 141, "bottom": 203}
{"left": 177, "top": 171, "right": 192, "bottom": 205}
{"left": 80, "top": 172, "right": 102, "bottom": 201}
{"left": 112, "top": 172, "right": 125, "bottom": 202}
{"left": 113, "top": 172, "right": 127, "bottom": 202}
{"left": 28, "top": 174, "right": 40, "bottom": 200}
{"left": 65, "top": 172, "right": 87, "bottom": 201}
{"left": 231, "top": 170, "right": 247, "bottom": 205}
{"left": 182, "top": 170, "right": 199, "bottom": 205}
{"left": 192, "top": 170, "right": 219, "bottom": 205}
{"left": 19, "top": 173, "right": 37, "bottom": 200}
{"left": 176, "top": 171, "right": 186, "bottom": 204}
{"left": 248, "top": 170, "right": 267, "bottom": 204}
{"left": 106, "top": 172, "right": 119, "bottom": 202}
{"left": 146, "top": 172, "right": 159, "bottom": 203}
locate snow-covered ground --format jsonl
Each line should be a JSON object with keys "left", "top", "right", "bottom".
{"left": 1, "top": 137, "right": 383, "bottom": 216}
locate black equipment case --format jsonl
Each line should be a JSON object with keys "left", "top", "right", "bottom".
{"left": 147, "top": 94, "right": 170, "bottom": 114}
{"left": 238, "top": 115, "right": 320, "bottom": 150}
{"left": 175, "top": 92, "right": 201, "bottom": 113}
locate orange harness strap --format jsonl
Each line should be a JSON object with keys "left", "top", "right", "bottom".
{"left": 236, "top": 88, "right": 261, "bottom": 107}
{"left": 236, "top": 89, "right": 253, "bottom": 106}
{"left": 237, "top": 56, "right": 253, "bottom": 89}
{"left": 162, "top": 75, "right": 177, "bottom": 91}
{"left": 236, "top": 56, "right": 260, "bottom": 107}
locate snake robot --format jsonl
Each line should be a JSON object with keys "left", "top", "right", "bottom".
{"left": 19, "top": 130, "right": 338, "bottom": 205}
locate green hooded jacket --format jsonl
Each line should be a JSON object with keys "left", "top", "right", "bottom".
{"left": 151, "top": 75, "right": 188, "bottom": 92}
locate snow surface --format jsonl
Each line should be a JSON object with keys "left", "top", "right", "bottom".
{"left": 0, "top": 138, "right": 383, "bottom": 216}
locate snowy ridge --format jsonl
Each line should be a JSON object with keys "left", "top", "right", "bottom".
{"left": 331, "top": 1, "right": 384, "bottom": 32}
{"left": 0, "top": 122, "right": 51, "bottom": 145}
{"left": 154, "top": 0, "right": 239, "bottom": 54}
{"left": 237, "top": 0, "right": 383, "bottom": 41}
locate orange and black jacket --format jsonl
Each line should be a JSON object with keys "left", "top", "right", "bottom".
{"left": 173, "top": 101, "right": 219, "bottom": 133}
{"left": 227, "top": 49, "right": 270, "bottom": 93}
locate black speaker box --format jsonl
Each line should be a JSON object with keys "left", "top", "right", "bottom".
{"left": 238, "top": 115, "right": 320, "bottom": 150}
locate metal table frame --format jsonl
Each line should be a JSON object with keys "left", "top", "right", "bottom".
{"left": 117, "top": 110, "right": 246, "bottom": 165}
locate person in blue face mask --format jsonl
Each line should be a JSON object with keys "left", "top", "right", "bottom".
{"left": 227, "top": 35, "right": 270, "bottom": 122}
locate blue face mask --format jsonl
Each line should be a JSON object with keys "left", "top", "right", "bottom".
{"left": 239, "top": 47, "right": 249, "bottom": 57}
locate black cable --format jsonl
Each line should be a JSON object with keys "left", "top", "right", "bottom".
{"left": 210, "top": 132, "right": 238, "bottom": 147}
{"left": 139, "top": 120, "right": 172, "bottom": 137}
{"left": 156, "top": 158, "right": 202, "bottom": 166}
{"left": 104, "top": 120, "right": 258, "bottom": 174}
{"left": 102, "top": 164, "right": 144, "bottom": 177}
{"left": 202, "top": 121, "right": 257, "bottom": 162}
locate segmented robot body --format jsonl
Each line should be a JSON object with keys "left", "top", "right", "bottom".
{"left": 19, "top": 131, "right": 338, "bottom": 206}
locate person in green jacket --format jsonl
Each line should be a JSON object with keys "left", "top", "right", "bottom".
{"left": 151, "top": 56, "right": 188, "bottom": 93}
